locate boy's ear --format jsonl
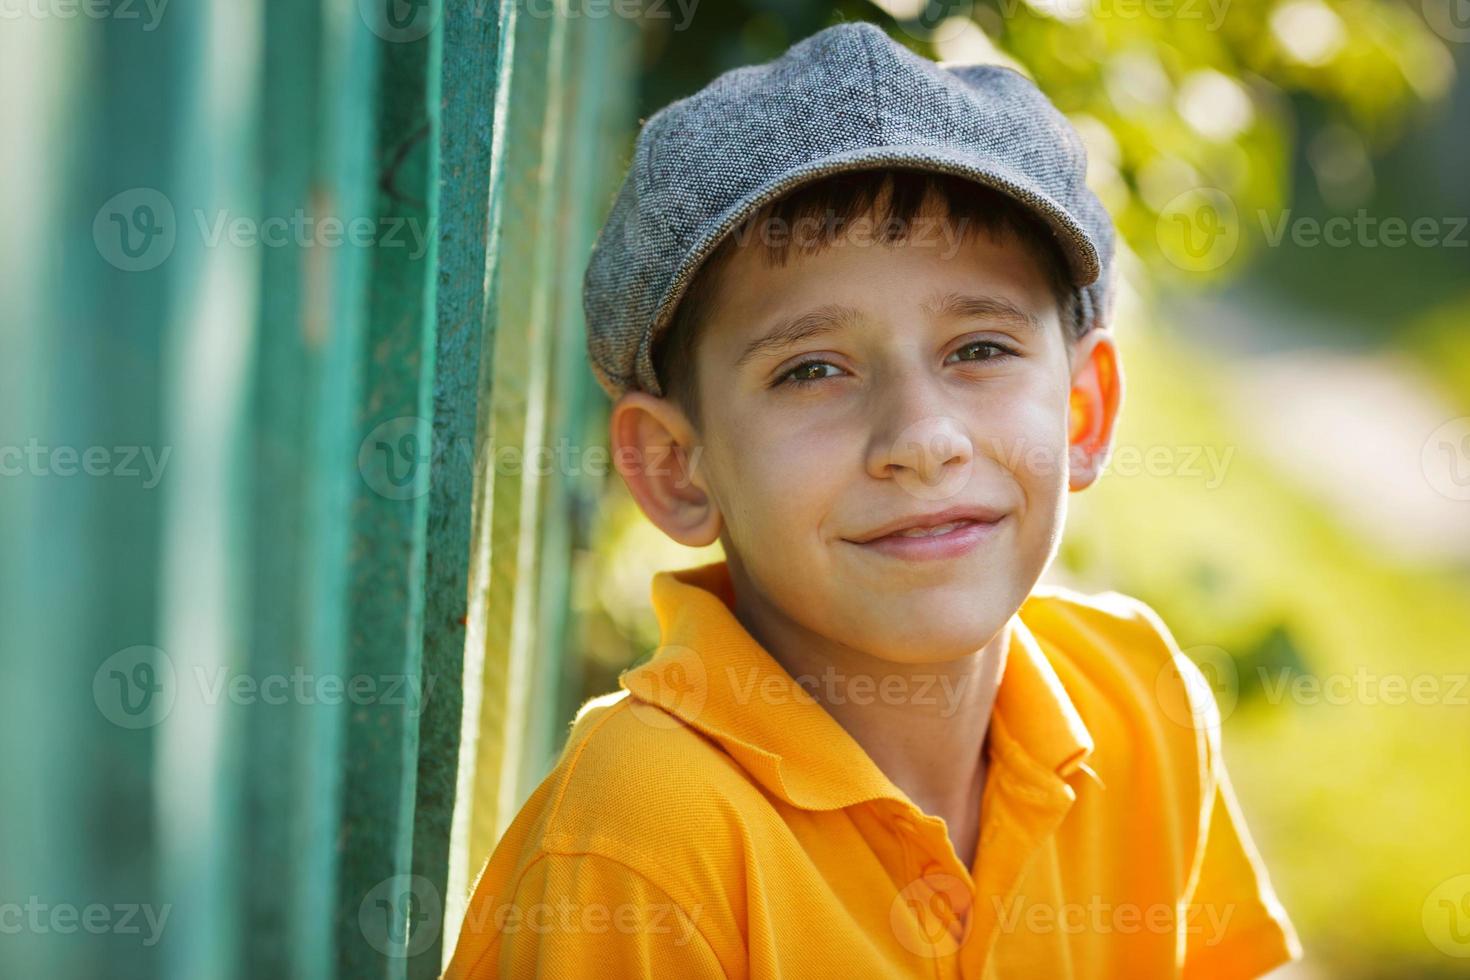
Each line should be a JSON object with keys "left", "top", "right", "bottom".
{"left": 1067, "top": 328, "right": 1124, "bottom": 492}
{"left": 609, "top": 391, "right": 723, "bottom": 547}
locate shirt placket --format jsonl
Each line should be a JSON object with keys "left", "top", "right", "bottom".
{"left": 960, "top": 765, "right": 1080, "bottom": 980}
{"left": 891, "top": 808, "right": 976, "bottom": 978}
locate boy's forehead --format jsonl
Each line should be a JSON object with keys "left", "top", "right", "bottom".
{"left": 706, "top": 220, "right": 1060, "bottom": 342}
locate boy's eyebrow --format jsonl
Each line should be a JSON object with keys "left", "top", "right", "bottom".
{"left": 735, "top": 303, "right": 861, "bottom": 367}
{"left": 921, "top": 291, "right": 1041, "bottom": 333}
{"left": 735, "top": 292, "right": 1039, "bottom": 367}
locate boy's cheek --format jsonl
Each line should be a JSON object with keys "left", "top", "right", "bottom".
{"left": 717, "top": 423, "right": 848, "bottom": 495}
{"left": 981, "top": 403, "right": 1074, "bottom": 486}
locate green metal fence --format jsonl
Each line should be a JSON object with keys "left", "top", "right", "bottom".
{"left": 0, "top": 2, "right": 634, "bottom": 977}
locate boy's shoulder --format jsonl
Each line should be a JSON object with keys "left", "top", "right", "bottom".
{"left": 1020, "top": 581, "right": 1188, "bottom": 667}
{"left": 450, "top": 693, "right": 754, "bottom": 975}
{"left": 557, "top": 688, "right": 768, "bottom": 819}
{"left": 1018, "top": 581, "right": 1223, "bottom": 783}
{"left": 492, "top": 688, "right": 760, "bottom": 896}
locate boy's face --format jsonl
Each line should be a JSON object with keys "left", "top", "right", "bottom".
{"left": 613, "top": 209, "right": 1121, "bottom": 665}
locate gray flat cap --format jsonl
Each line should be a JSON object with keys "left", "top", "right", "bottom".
{"left": 584, "top": 19, "right": 1116, "bottom": 399}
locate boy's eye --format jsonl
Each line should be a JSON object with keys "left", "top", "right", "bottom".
{"left": 946, "top": 340, "right": 1016, "bottom": 364}
{"left": 777, "top": 359, "right": 842, "bottom": 386}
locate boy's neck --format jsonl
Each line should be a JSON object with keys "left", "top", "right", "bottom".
{"left": 726, "top": 562, "right": 1009, "bottom": 870}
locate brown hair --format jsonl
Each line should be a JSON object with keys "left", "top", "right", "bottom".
{"left": 652, "top": 168, "right": 1083, "bottom": 428}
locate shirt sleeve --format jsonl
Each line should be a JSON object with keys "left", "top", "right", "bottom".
{"left": 443, "top": 850, "right": 728, "bottom": 980}
{"left": 1178, "top": 660, "right": 1303, "bottom": 980}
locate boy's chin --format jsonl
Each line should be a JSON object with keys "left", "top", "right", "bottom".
{"left": 839, "top": 609, "right": 1011, "bottom": 666}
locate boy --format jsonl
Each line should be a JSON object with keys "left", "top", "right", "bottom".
{"left": 445, "top": 20, "right": 1301, "bottom": 979}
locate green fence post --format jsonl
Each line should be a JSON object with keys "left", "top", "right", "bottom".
{"left": 334, "top": 1, "right": 443, "bottom": 977}
{"left": 0, "top": 3, "right": 634, "bottom": 979}
{"left": 439, "top": 3, "right": 638, "bottom": 963}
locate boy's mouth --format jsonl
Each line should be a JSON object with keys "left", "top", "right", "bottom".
{"left": 844, "top": 506, "right": 1007, "bottom": 560}
{"left": 887, "top": 519, "right": 973, "bottom": 538}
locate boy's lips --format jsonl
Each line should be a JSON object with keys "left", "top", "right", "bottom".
{"left": 842, "top": 506, "right": 1008, "bottom": 561}
{"left": 845, "top": 505, "right": 1008, "bottom": 544}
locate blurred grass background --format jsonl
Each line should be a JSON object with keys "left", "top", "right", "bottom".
{"left": 565, "top": 3, "right": 1470, "bottom": 976}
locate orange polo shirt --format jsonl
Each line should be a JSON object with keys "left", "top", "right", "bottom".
{"left": 443, "top": 561, "right": 1301, "bottom": 979}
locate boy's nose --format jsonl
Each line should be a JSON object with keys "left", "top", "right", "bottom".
{"left": 865, "top": 407, "right": 975, "bottom": 501}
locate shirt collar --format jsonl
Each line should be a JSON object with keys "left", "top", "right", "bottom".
{"left": 992, "top": 591, "right": 1098, "bottom": 784}
{"left": 617, "top": 560, "right": 1098, "bottom": 812}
